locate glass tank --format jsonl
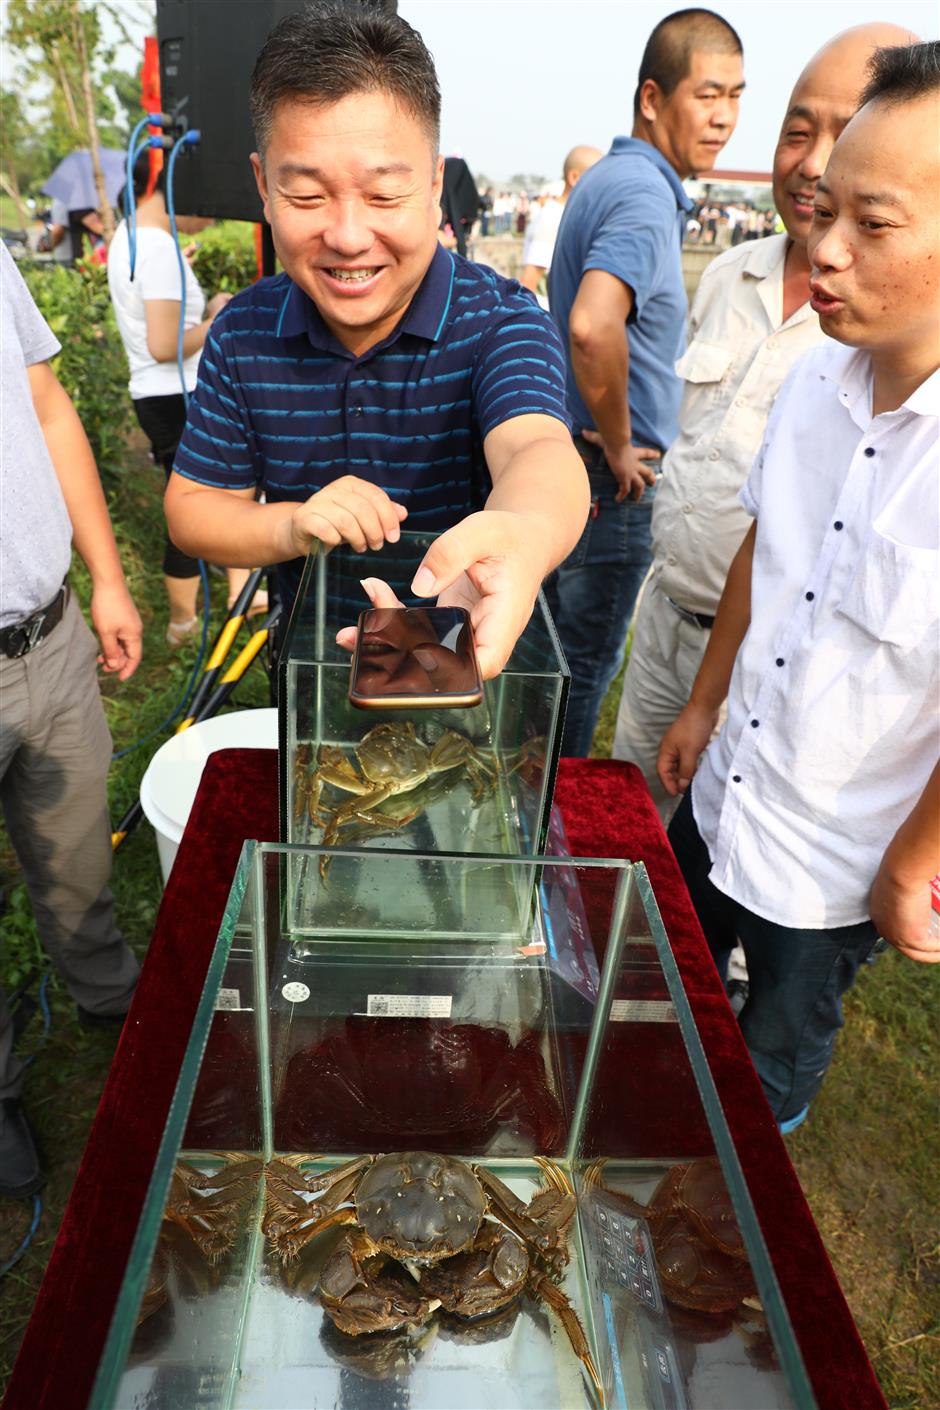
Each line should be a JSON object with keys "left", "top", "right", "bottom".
{"left": 92, "top": 845, "right": 816, "bottom": 1410}
{"left": 276, "top": 534, "right": 569, "bottom": 897}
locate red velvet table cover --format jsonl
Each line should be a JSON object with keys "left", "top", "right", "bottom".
{"left": 7, "top": 752, "right": 884, "bottom": 1410}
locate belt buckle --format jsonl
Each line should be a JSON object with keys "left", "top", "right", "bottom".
{"left": 9, "top": 611, "right": 47, "bottom": 658}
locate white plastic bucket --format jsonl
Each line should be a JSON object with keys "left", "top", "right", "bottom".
{"left": 139, "top": 708, "right": 278, "bottom": 884}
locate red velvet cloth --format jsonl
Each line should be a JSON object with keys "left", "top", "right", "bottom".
{"left": 7, "top": 752, "right": 884, "bottom": 1410}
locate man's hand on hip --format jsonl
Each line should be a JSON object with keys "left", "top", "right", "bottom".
{"left": 581, "top": 430, "right": 660, "bottom": 502}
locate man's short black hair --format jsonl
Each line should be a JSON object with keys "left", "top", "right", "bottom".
{"left": 249, "top": 1, "right": 441, "bottom": 156}
{"left": 633, "top": 8, "right": 743, "bottom": 118}
{"left": 858, "top": 40, "right": 940, "bottom": 109}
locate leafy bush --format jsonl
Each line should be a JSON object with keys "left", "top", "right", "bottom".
{"left": 190, "top": 221, "right": 261, "bottom": 296}
{"left": 20, "top": 258, "right": 133, "bottom": 475}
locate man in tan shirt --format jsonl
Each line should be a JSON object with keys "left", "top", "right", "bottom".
{"left": 613, "top": 21, "right": 916, "bottom": 818}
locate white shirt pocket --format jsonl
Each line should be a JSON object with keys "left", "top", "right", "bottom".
{"left": 834, "top": 528, "right": 939, "bottom": 651}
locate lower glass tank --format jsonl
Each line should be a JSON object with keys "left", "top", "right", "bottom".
{"left": 92, "top": 847, "right": 816, "bottom": 1410}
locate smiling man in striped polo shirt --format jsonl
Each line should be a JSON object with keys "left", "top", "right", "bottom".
{"left": 165, "top": 5, "right": 588, "bottom": 679}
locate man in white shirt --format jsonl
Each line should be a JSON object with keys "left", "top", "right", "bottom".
{"left": 614, "top": 21, "right": 917, "bottom": 819}
{"left": 519, "top": 149, "right": 602, "bottom": 305}
{"left": 658, "top": 42, "right": 940, "bottom": 1132}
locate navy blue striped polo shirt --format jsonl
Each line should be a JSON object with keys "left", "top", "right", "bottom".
{"left": 174, "top": 243, "right": 570, "bottom": 602}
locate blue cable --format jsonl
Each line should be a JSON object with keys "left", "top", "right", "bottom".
{"left": 124, "top": 114, "right": 162, "bottom": 282}
{"left": 165, "top": 129, "right": 201, "bottom": 408}
{"left": 0, "top": 972, "right": 52, "bottom": 1274}
{"left": 0, "top": 1195, "right": 42, "bottom": 1278}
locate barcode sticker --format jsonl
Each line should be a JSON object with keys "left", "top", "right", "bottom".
{"left": 609, "top": 999, "right": 677, "bottom": 1023}
{"left": 214, "top": 988, "right": 242, "bottom": 1011}
{"left": 367, "top": 994, "right": 452, "bottom": 1019}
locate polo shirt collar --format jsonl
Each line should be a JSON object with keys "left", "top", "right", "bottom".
{"left": 609, "top": 135, "right": 694, "bottom": 212}
{"left": 274, "top": 243, "right": 456, "bottom": 354}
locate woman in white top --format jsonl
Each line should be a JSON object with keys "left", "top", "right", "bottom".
{"left": 108, "top": 157, "right": 254, "bottom": 644}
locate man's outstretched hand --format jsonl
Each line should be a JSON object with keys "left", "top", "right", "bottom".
{"left": 335, "top": 510, "right": 544, "bottom": 680}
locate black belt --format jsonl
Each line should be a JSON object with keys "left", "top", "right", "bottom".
{"left": 664, "top": 594, "right": 715, "bottom": 631}
{"left": 0, "top": 583, "right": 69, "bottom": 659}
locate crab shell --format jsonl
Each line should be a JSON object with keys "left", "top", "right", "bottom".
{"left": 356, "top": 1152, "right": 487, "bottom": 1263}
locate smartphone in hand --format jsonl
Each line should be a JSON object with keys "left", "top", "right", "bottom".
{"left": 348, "top": 606, "right": 483, "bottom": 710}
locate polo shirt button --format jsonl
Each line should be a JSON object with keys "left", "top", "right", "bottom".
{"left": 682, "top": 502, "right": 693, "bottom": 514}
{"left": 708, "top": 449, "right": 720, "bottom": 461}
{"left": 750, "top": 719, "right": 759, "bottom": 728}
{"left": 733, "top": 774, "right": 742, "bottom": 783}
{"left": 833, "top": 520, "right": 843, "bottom": 531}
{"left": 805, "top": 590, "right": 815, "bottom": 601}
{"left": 766, "top": 338, "right": 777, "bottom": 350}
{"left": 735, "top": 397, "right": 747, "bottom": 407}
{"left": 775, "top": 657, "right": 784, "bottom": 667}
{"left": 864, "top": 446, "right": 875, "bottom": 457}
{"left": 352, "top": 406, "right": 363, "bottom": 417}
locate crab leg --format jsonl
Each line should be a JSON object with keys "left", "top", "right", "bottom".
{"left": 528, "top": 1267, "right": 605, "bottom": 1408}
{"left": 264, "top": 1155, "right": 375, "bottom": 1262}
{"left": 474, "top": 1166, "right": 575, "bottom": 1277}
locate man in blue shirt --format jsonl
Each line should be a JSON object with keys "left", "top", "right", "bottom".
{"left": 166, "top": 6, "right": 587, "bottom": 680}
{"left": 546, "top": 9, "right": 745, "bottom": 754}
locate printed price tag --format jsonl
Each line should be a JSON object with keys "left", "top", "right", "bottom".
{"left": 214, "top": 988, "right": 243, "bottom": 1011}
{"left": 609, "top": 999, "right": 677, "bottom": 1023}
{"left": 366, "top": 994, "right": 452, "bottom": 1018}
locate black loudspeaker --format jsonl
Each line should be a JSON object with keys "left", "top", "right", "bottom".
{"left": 156, "top": 0, "right": 398, "bottom": 222}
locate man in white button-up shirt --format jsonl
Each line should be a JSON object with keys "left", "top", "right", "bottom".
{"left": 659, "top": 43, "right": 940, "bottom": 1132}
{"left": 613, "top": 22, "right": 915, "bottom": 818}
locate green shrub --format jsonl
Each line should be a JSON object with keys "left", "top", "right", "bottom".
{"left": 190, "top": 221, "right": 260, "bottom": 296}
{"left": 20, "top": 259, "right": 133, "bottom": 476}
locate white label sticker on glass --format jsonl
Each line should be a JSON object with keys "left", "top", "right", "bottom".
{"left": 214, "top": 988, "right": 242, "bottom": 1011}
{"left": 609, "top": 999, "right": 678, "bottom": 1023}
{"left": 282, "top": 982, "right": 311, "bottom": 1003}
{"left": 367, "top": 994, "right": 452, "bottom": 1018}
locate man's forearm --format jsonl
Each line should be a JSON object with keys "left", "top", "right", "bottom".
{"left": 164, "top": 475, "right": 297, "bottom": 567}
{"left": 28, "top": 366, "right": 126, "bottom": 588}
{"left": 570, "top": 320, "right": 631, "bottom": 447}
{"left": 882, "top": 761, "right": 940, "bottom": 890}
{"left": 689, "top": 522, "right": 756, "bottom": 711}
{"left": 484, "top": 436, "right": 590, "bottom": 575}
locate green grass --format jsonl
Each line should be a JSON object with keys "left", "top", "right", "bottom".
{"left": 1, "top": 457, "right": 938, "bottom": 1407}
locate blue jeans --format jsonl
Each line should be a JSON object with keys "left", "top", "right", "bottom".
{"left": 544, "top": 448, "right": 656, "bottom": 757}
{"left": 668, "top": 794, "right": 880, "bottom": 1124}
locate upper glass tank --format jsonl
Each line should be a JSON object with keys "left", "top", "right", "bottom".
{"left": 277, "top": 533, "right": 569, "bottom": 900}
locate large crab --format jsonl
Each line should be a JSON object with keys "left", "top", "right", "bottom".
{"left": 264, "top": 1150, "right": 602, "bottom": 1402}
{"left": 585, "top": 1156, "right": 757, "bottom": 1317}
{"left": 294, "top": 723, "right": 497, "bottom": 848}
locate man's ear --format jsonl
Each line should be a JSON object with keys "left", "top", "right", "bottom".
{"left": 637, "top": 78, "right": 664, "bottom": 125}
{"left": 250, "top": 152, "right": 271, "bottom": 223}
{"left": 431, "top": 152, "right": 445, "bottom": 223}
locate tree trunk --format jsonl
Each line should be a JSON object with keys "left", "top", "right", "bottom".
{"left": 0, "top": 169, "right": 30, "bottom": 234}
{"left": 72, "top": 4, "right": 114, "bottom": 243}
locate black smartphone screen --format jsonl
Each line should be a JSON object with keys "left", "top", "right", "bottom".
{"left": 348, "top": 606, "right": 483, "bottom": 710}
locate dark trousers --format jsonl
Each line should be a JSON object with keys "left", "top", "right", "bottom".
{"left": 133, "top": 394, "right": 200, "bottom": 579}
{"left": 543, "top": 440, "right": 656, "bottom": 757}
{"left": 668, "top": 793, "right": 880, "bottom": 1123}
